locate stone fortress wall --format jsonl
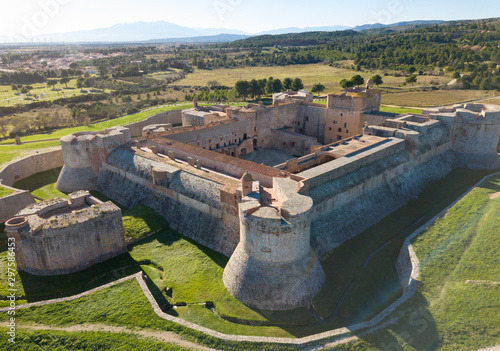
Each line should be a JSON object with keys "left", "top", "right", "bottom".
{"left": 5, "top": 191, "right": 126, "bottom": 276}
{"left": 47, "top": 85, "right": 500, "bottom": 310}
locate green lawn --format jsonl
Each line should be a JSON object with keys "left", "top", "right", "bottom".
{"left": 380, "top": 105, "right": 423, "bottom": 114}
{"left": 0, "top": 186, "right": 14, "bottom": 198}
{"left": 0, "top": 328, "right": 190, "bottom": 351}
{"left": 122, "top": 205, "right": 169, "bottom": 242}
{"left": 13, "top": 167, "right": 66, "bottom": 201}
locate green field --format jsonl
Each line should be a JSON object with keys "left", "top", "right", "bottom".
{"left": 1, "top": 168, "right": 495, "bottom": 348}
{"left": 0, "top": 78, "right": 109, "bottom": 107}
{"left": 381, "top": 89, "right": 498, "bottom": 108}
{"left": 379, "top": 105, "right": 423, "bottom": 115}
{"left": 176, "top": 64, "right": 451, "bottom": 94}
{"left": 0, "top": 186, "right": 14, "bottom": 198}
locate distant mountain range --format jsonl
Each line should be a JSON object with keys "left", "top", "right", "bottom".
{"left": 0, "top": 20, "right": 445, "bottom": 44}
{"left": 351, "top": 20, "right": 444, "bottom": 31}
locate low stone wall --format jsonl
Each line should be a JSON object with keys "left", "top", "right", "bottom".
{"left": 0, "top": 149, "right": 63, "bottom": 187}
{"left": 125, "top": 110, "right": 183, "bottom": 137}
{"left": 0, "top": 185, "right": 34, "bottom": 224}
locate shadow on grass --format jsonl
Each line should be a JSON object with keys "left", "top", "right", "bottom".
{"left": 358, "top": 293, "right": 440, "bottom": 351}
{"left": 19, "top": 252, "right": 142, "bottom": 302}
{"left": 13, "top": 167, "right": 62, "bottom": 192}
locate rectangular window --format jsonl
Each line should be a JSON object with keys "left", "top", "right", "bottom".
{"left": 338, "top": 128, "right": 342, "bottom": 133}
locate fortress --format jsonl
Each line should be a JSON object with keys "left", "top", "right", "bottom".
{"left": 5, "top": 81, "right": 500, "bottom": 311}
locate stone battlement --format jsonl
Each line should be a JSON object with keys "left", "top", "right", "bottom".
{"left": 6, "top": 191, "right": 126, "bottom": 276}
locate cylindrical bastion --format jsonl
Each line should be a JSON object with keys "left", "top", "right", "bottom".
{"left": 223, "top": 178, "right": 325, "bottom": 311}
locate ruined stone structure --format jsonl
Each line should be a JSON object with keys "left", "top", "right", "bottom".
{"left": 5, "top": 191, "right": 126, "bottom": 276}
{"left": 49, "top": 84, "right": 500, "bottom": 310}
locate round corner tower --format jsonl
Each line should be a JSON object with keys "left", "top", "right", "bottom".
{"left": 452, "top": 104, "right": 500, "bottom": 169}
{"left": 223, "top": 178, "right": 325, "bottom": 311}
{"left": 56, "top": 132, "right": 100, "bottom": 193}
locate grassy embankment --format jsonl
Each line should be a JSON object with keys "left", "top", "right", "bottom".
{"left": 0, "top": 168, "right": 495, "bottom": 346}
{"left": 325, "top": 172, "right": 500, "bottom": 350}
{"left": 0, "top": 329, "right": 191, "bottom": 351}
{"left": 0, "top": 187, "right": 14, "bottom": 198}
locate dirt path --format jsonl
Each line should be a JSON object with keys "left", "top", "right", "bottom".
{"left": 5, "top": 321, "right": 216, "bottom": 351}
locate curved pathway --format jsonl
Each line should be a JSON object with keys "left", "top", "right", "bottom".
{"left": 3, "top": 322, "right": 216, "bottom": 351}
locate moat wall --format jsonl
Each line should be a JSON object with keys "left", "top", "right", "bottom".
{"left": 0, "top": 149, "right": 63, "bottom": 186}
{"left": 306, "top": 138, "right": 455, "bottom": 255}
{"left": 96, "top": 149, "right": 240, "bottom": 256}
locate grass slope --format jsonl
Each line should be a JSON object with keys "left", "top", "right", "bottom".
{"left": 324, "top": 173, "right": 500, "bottom": 350}
{"left": 13, "top": 167, "right": 66, "bottom": 201}
{"left": 0, "top": 328, "right": 189, "bottom": 351}
{"left": 0, "top": 187, "right": 14, "bottom": 198}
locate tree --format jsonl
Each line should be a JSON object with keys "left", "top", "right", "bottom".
{"left": 371, "top": 74, "right": 383, "bottom": 86}
{"left": 408, "top": 66, "right": 417, "bottom": 74}
{"left": 291, "top": 78, "right": 304, "bottom": 91}
{"left": 41, "top": 61, "right": 47, "bottom": 69}
{"left": 340, "top": 79, "right": 353, "bottom": 88}
{"left": 480, "top": 77, "right": 492, "bottom": 90}
{"left": 311, "top": 83, "right": 325, "bottom": 95}
{"left": 11, "top": 83, "right": 17, "bottom": 91}
{"left": 207, "top": 80, "right": 220, "bottom": 88}
{"left": 84, "top": 77, "right": 96, "bottom": 89}
{"left": 235, "top": 80, "right": 250, "bottom": 100}
{"left": 98, "top": 63, "right": 109, "bottom": 78}
{"left": 249, "top": 79, "right": 264, "bottom": 99}
{"left": 71, "top": 106, "right": 81, "bottom": 121}
{"left": 76, "top": 78, "right": 85, "bottom": 89}
{"left": 20, "top": 86, "right": 30, "bottom": 94}
{"left": 350, "top": 75, "right": 365, "bottom": 87}
{"left": 452, "top": 71, "right": 461, "bottom": 79}
{"left": 272, "top": 78, "right": 283, "bottom": 93}
{"left": 60, "top": 77, "right": 71, "bottom": 88}
{"left": 283, "top": 78, "right": 293, "bottom": 90}
{"left": 47, "top": 80, "right": 58, "bottom": 89}
{"left": 69, "top": 62, "right": 78, "bottom": 70}
{"left": 406, "top": 74, "right": 417, "bottom": 85}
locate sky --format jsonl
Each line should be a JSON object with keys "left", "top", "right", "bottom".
{"left": 0, "top": 0, "right": 498, "bottom": 38}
